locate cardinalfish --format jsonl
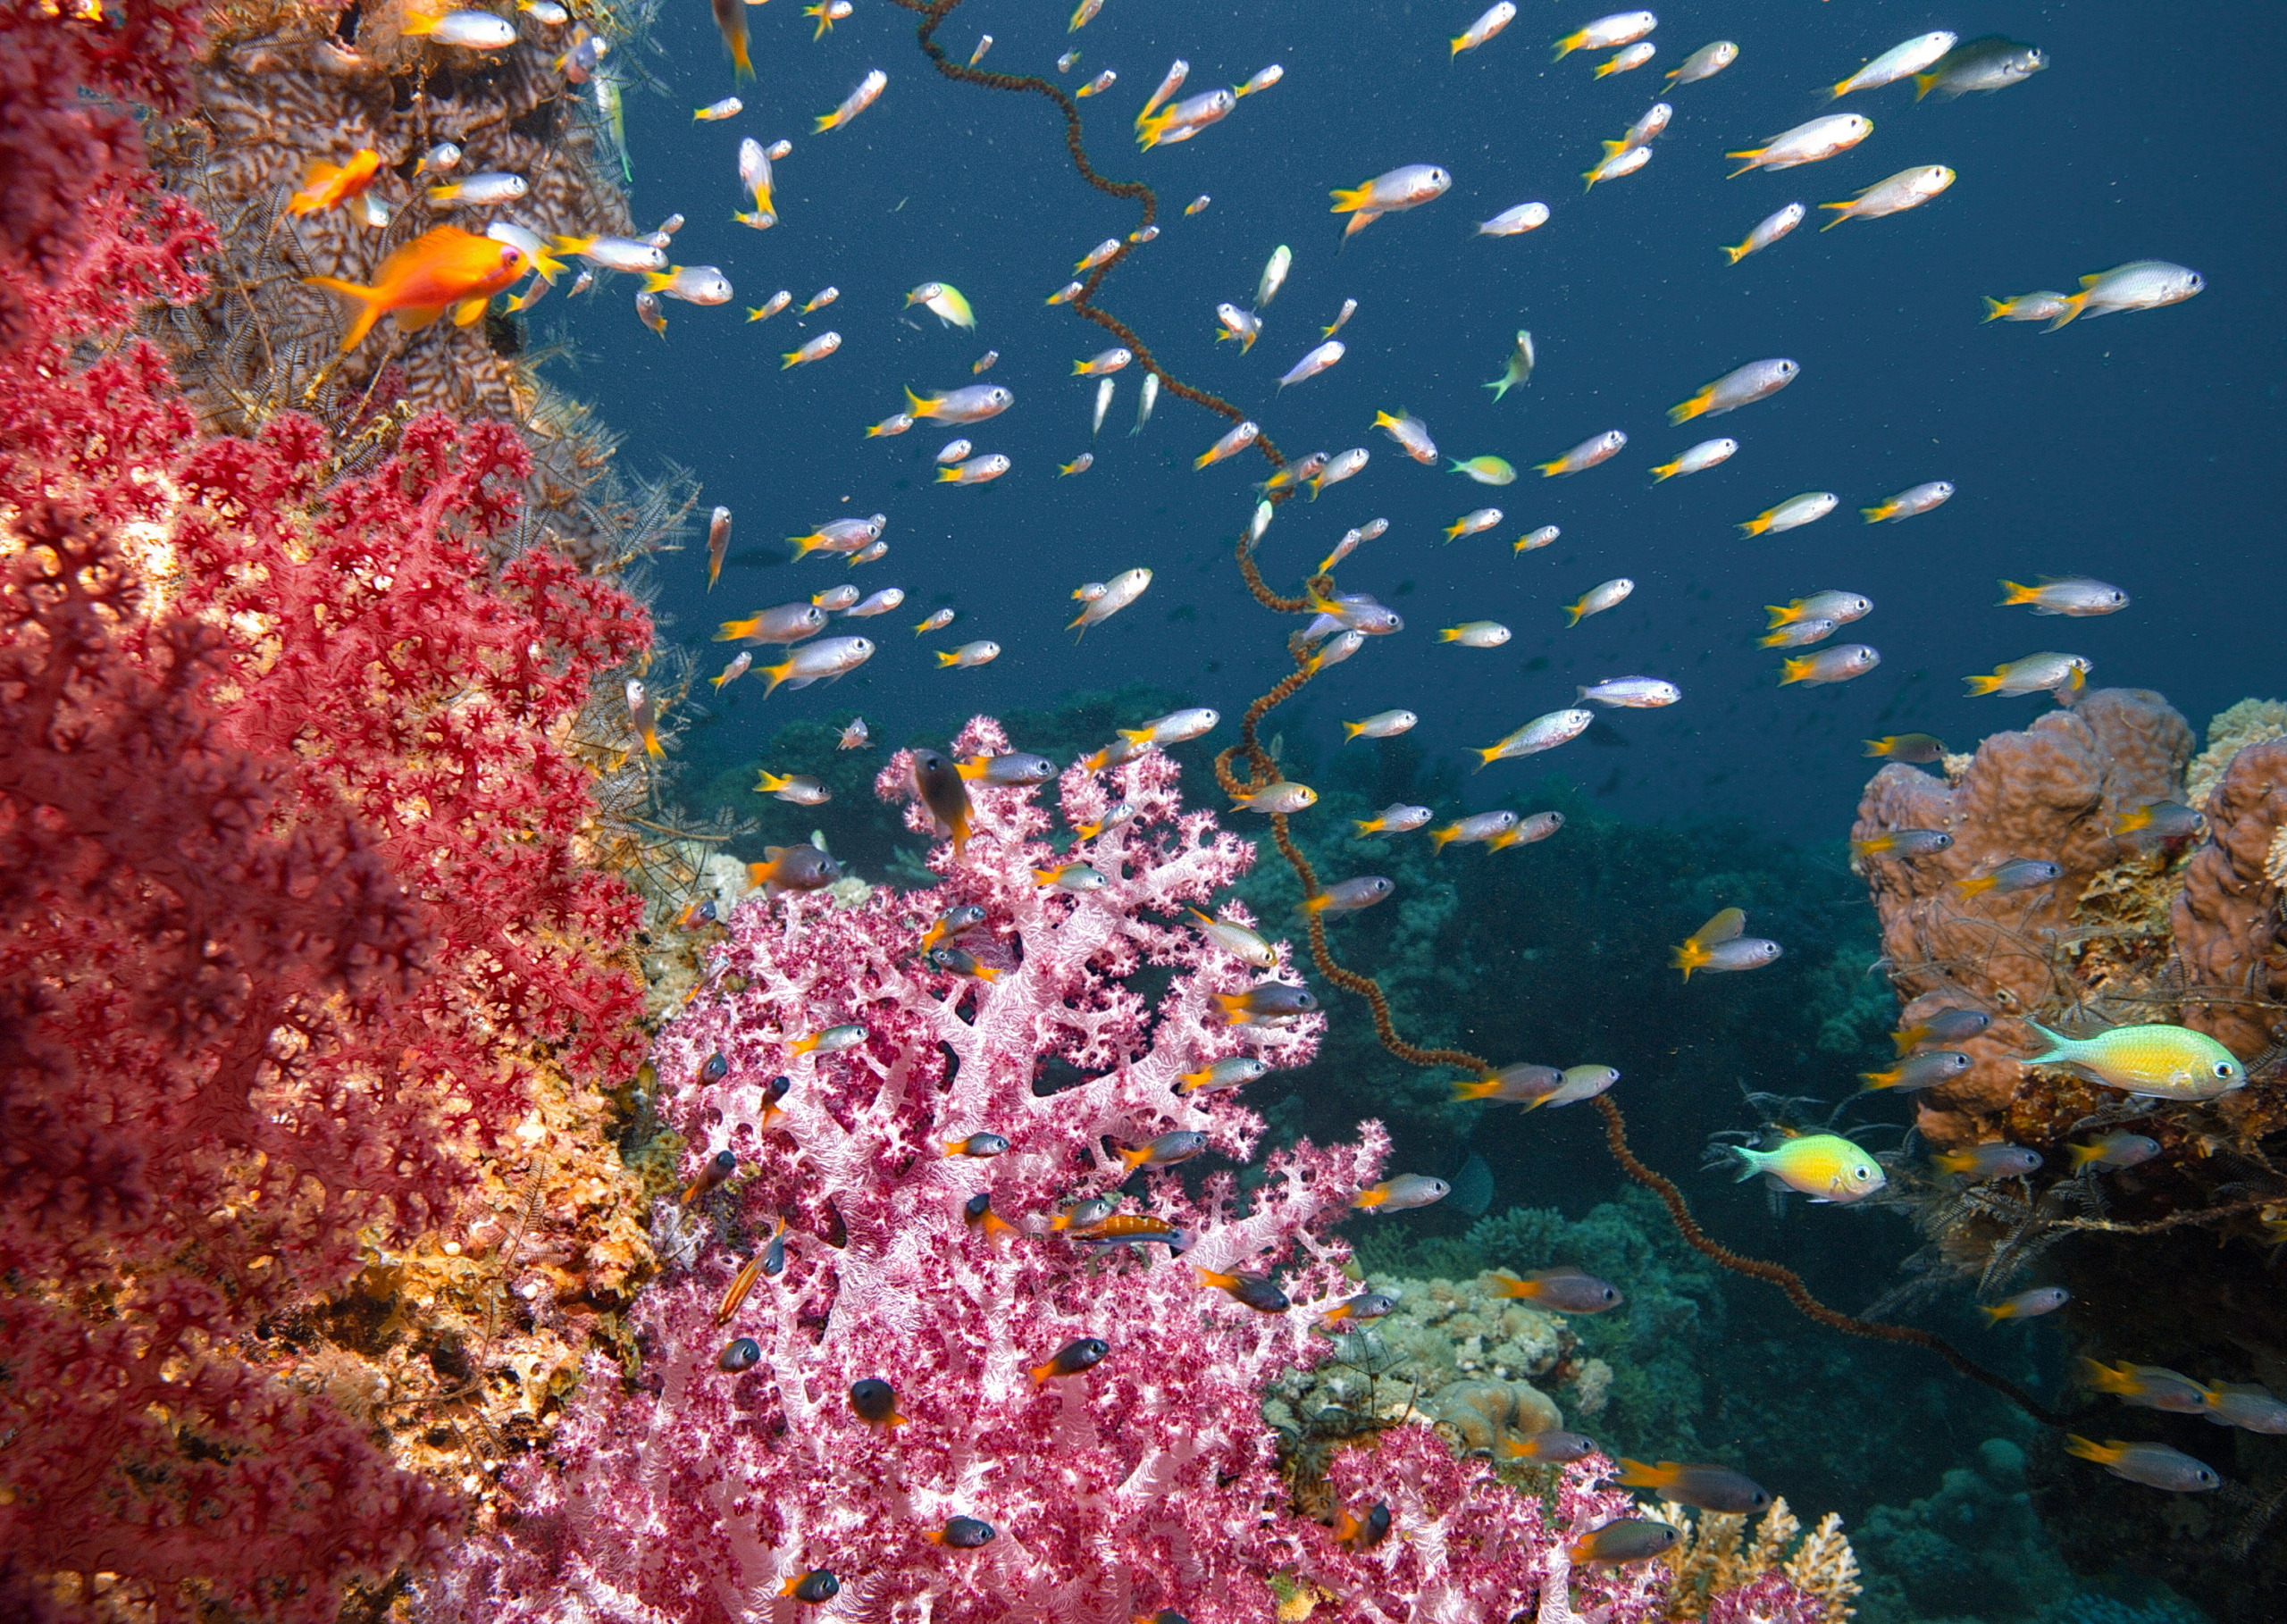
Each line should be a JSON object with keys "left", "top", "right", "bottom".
{"left": 1481, "top": 1267, "right": 1622, "bottom": 1312}
{"left": 1671, "top": 908, "right": 1781, "bottom": 978}
{"left": 962, "top": 1191, "right": 1018, "bottom": 1243}
{"left": 715, "top": 1218, "right": 787, "bottom": 1324}
{"left": 1353, "top": 1174, "right": 1449, "bottom": 1212}
{"left": 1197, "top": 1268, "right": 1289, "bottom": 1312}
{"left": 1319, "top": 1290, "right": 1398, "bottom": 1328}
{"left": 624, "top": 680, "right": 663, "bottom": 759}
{"left": 1333, "top": 1502, "right": 1391, "bottom": 1551}
{"left": 304, "top": 225, "right": 528, "bottom": 351}
{"left": 848, "top": 1377, "right": 907, "bottom": 1429}
{"left": 1030, "top": 1336, "right": 1110, "bottom": 1384}
{"left": 1213, "top": 984, "right": 1318, "bottom": 1026}
{"left": 1570, "top": 1520, "right": 1681, "bottom": 1565}
{"left": 1177, "top": 1056, "right": 1268, "bottom": 1095}
{"left": 1613, "top": 1460, "right": 1771, "bottom": 1513}
{"left": 910, "top": 749, "right": 976, "bottom": 858}
{"left": 931, "top": 944, "right": 1000, "bottom": 983}
{"left": 1118, "top": 1131, "right": 1207, "bottom": 1173}
{"left": 919, "top": 903, "right": 986, "bottom": 954}
{"left": 788, "top": 1023, "right": 866, "bottom": 1059}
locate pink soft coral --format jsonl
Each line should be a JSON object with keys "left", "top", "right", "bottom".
{"left": 431, "top": 720, "right": 1676, "bottom": 1623}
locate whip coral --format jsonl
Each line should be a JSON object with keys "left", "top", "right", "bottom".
{"left": 429, "top": 718, "right": 1697, "bottom": 1623}
{"left": 0, "top": 96, "right": 649, "bottom": 1614}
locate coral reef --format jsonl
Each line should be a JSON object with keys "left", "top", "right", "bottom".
{"left": 1848, "top": 1439, "right": 2067, "bottom": 1623}
{"left": 1660, "top": 1495, "right": 1861, "bottom": 1624}
{"left": 422, "top": 717, "right": 1759, "bottom": 1622}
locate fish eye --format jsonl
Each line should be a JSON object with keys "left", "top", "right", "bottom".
{"left": 2215, "top": 1062, "right": 2237, "bottom": 1079}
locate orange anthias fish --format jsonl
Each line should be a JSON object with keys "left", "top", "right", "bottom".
{"left": 304, "top": 225, "right": 531, "bottom": 351}
{"left": 289, "top": 149, "right": 383, "bottom": 216}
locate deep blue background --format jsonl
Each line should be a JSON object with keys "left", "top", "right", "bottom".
{"left": 546, "top": 0, "right": 2284, "bottom": 836}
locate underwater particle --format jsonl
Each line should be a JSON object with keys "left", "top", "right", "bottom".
{"left": 1739, "top": 490, "right": 1838, "bottom": 535}
{"left": 1302, "top": 875, "right": 1395, "bottom": 916}
{"left": 2020, "top": 1020, "right": 2245, "bottom": 1101}
{"left": 1453, "top": 0, "right": 1516, "bottom": 56}
{"left": 2065, "top": 1131, "right": 2160, "bottom": 1171}
{"left": 1667, "top": 39, "right": 1738, "bottom": 87}
{"left": 1328, "top": 165, "right": 1452, "bottom": 239}
{"left": 748, "top": 842, "right": 843, "bottom": 890}
{"left": 683, "top": 1149, "right": 736, "bottom": 1202}
{"left": 1778, "top": 644, "right": 1878, "bottom": 685}
{"left": 1581, "top": 145, "right": 1651, "bottom": 189}
{"left": 1562, "top": 578, "right": 1634, "bottom": 626}
{"left": 1352, "top": 1174, "right": 1450, "bottom": 1212}
{"left": 1615, "top": 1460, "right": 1772, "bottom": 1513}
{"left": 1979, "top": 1285, "right": 2069, "bottom": 1323}
{"left": 1501, "top": 1429, "right": 1599, "bottom": 1464}
{"left": 1998, "top": 576, "right": 2130, "bottom": 615}
{"left": 1031, "top": 1336, "right": 1110, "bottom": 1384}
{"left": 1821, "top": 165, "right": 1955, "bottom": 230}
{"left": 1230, "top": 781, "right": 1316, "bottom": 815}
{"left": 1830, "top": 30, "right": 1956, "bottom": 97}
{"left": 1197, "top": 1268, "right": 1290, "bottom": 1312}
{"left": 1594, "top": 41, "right": 1656, "bottom": 78}
{"left": 929, "top": 1516, "right": 997, "bottom": 1548}
{"left": 1931, "top": 1142, "right": 2043, "bottom": 1183}
{"left": 1569, "top": 1519, "right": 1682, "bottom": 1564}
{"left": 718, "top": 1336, "right": 763, "bottom": 1372}
{"left": 850, "top": 1378, "right": 907, "bottom": 1427}
{"left": 1553, "top": 11, "right": 1655, "bottom": 62}
{"left": 1850, "top": 829, "right": 1954, "bottom": 859}
{"left": 1178, "top": 1056, "right": 1269, "bottom": 1096}
{"left": 1512, "top": 525, "right": 1561, "bottom": 554}
{"left": 1727, "top": 114, "right": 1873, "bottom": 177}
{"left": 1212, "top": 983, "right": 1318, "bottom": 1025}
{"left": 1862, "top": 480, "right": 1955, "bottom": 523}
{"left": 1860, "top": 1051, "right": 1973, "bottom": 1092}
{"left": 782, "top": 1570, "right": 841, "bottom": 1603}
{"left": 1537, "top": 429, "right": 1628, "bottom": 476}
{"left": 1914, "top": 34, "right": 2047, "bottom": 99}
{"left": 1953, "top": 858, "right": 2063, "bottom": 898}
{"left": 1723, "top": 1133, "right": 1882, "bottom": 1202}
{"left": 1355, "top": 803, "right": 1433, "bottom": 837}
{"left": 817, "top": 69, "right": 888, "bottom": 132}
{"left": 1483, "top": 1267, "right": 1623, "bottom": 1312}
{"left": 1336, "top": 1501, "right": 1392, "bottom": 1550}
{"left": 1721, "top": 202, "right": 1807, "bottom": 264}
{"left": 1864, "top": 732, "right": 1948, "bottom": 763}
{"left": 2063, "top": 1437, "right": 2218, "bottom": 1493}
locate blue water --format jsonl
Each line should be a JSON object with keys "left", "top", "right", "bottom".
{"left": 557, "top": 0, "right": 2281, "bottom": 841}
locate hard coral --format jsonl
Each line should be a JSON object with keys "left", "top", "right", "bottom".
{"left": 428, "top": 719, "right": 1683, "bottom": 1624}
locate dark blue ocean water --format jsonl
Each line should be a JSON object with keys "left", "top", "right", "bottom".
{"left": 555, "top": 0, "right": 2282, "bottom": 842}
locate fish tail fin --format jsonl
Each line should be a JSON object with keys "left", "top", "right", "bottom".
{"left": 1719, "top": 240, "right": 1749, "bottom": 264}
{"left": 1592, "top": 58, "right": 1621, "bottom": 80}
{"left": 732, "top": 39, "right": 754, "bottom": 80}
{"left": 1665, "top": 391, "right": 1710, "bottom": 425}
{"left": 1194, "top": 1267, "right": 1236, "bottom": 1289}
{"left": 755, "top": 772, "right": 789, "bottom": 792}
{"left": 1028, "top": 1359, "right": 1056, "bottom": 1385}
{"left": 1452, "top": 1077, "right": 1496, "bottom": 1101}
{"left": 935, "top": 465, "right": 965, "bottom": 482}
{"left": 642, "top": 269, "right": 674, "bottom": 293}
{"left": 1978, "top": 1303, "right": 2012, "bottom": 1324}
{"left": 1341, "top": 721, "right": 1367, "bottom": 741}
{"left": 1671, "top": 941, "right": 1705, "bottom": 980}
{"left": 2044, "top": 292, "right": 2090, "bottom": 331}
{"left": 302, "top": 275, "right": 386, "bottom": 351}
{"left": 1649, "top": 461, "right": 1678, "bottom": 481}
{"left": 1953, "top": 875, "right": 1998, "bottom": 898}
{"left": 1858, "top": 1067, "right": 1899, "bottom": 1090}
{"left": 1891, "top": 1025, "right": 1925, "bottom": 1056}
{"left": 1429, "top": 826, "right": 1460, "bottom": 851}
{"left": 1997, "top": 580, "right": 2039, "bottom": 606}
{"left": 1981, "top": 296, "right": 2012, "bottom": 322}
{"left": 1600, "top": 138, "right": 1627, "bottom": 157}
{"left": 1847, "top": 837, "right": 1886, "bottom": 858}
{"left": 1299, "top": 893, "right": 1331, "bottom": 915}
{"left": 934, "top": 649, "right": 961, "bottom": 666}
{"left": 1818, "top": 203, "right": 1853, "bottom": 230}
{"left": 1776, "top": 656, "right": 1811, "bottom": 685}
{"left": 1738, "top": 515, "right": 1774, "bottom": 539}
{"left": 1763, "top": 604, "right": 1801, "bottom": 628}
{"left": 2114, "top": 804, "right": 2155, "bottom": 834}
{"left": 1962, "top": 673, "right": 2005, "bottom": 696}
{"left": 1550, "top": 35, "right": 1579, "bottom": 62}
{"left": 2062, "top": 1434, "right": 2116, "bottom": 1463}
{"left": 1562, "top": 602, "right": 1587, "bottom": 628}
{"left": 2021, "top": 1019, "right": 2067, "bottom": 1061}
{"left": 1861, "top": 503, "right": 1894, "bottom": 523}
{"left": 2065, "top": 1142, "right": 2105, "bottom": 1169}
{"left": 1911, "top": 71, "right": 1939, "bottom": 100}
{"left": 1534, "top": 459, "right": 1562, "bottom": 477}
{"left": 1469, "top": 748, "right": 1501, "bottom": 774}
{"left": 399, "top": 6, "right": 441, "bottom": 34}
{"left": 1723, "top": 151, "right": 1763, "bottom": 179}
{"left": 1327, "top": 182, "right": 1373, "bottom": 213}
{"left": 1612, "top": 1458, "right": 1670, "bottom": 1488}
{"left": 758, "top": 659, "right": 795, "bottom": 698}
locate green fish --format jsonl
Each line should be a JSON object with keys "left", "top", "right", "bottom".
{"left": 1448, "top": 454, "right": 1517, "bottom": 486}
{"left": 1724, "top": 1134, "right": 1885, "bottom": 1203}
{"left": 1483, "top": 331, "right": 1534, "bottom": 401}
{"left": 2022, "top": 1021, "right": 2243, "bottom": 1101}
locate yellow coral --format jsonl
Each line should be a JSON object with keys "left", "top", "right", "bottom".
{"left": 1660, "top": 1496, "right": 1859, "bottom": 1623}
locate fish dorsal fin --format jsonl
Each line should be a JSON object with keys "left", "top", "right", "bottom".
{"left": 1697, "top": 906, "right": 1746, "bottom": 943}
{"left": 2080, "top": 272, "right": 2102, "bottom": 289}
